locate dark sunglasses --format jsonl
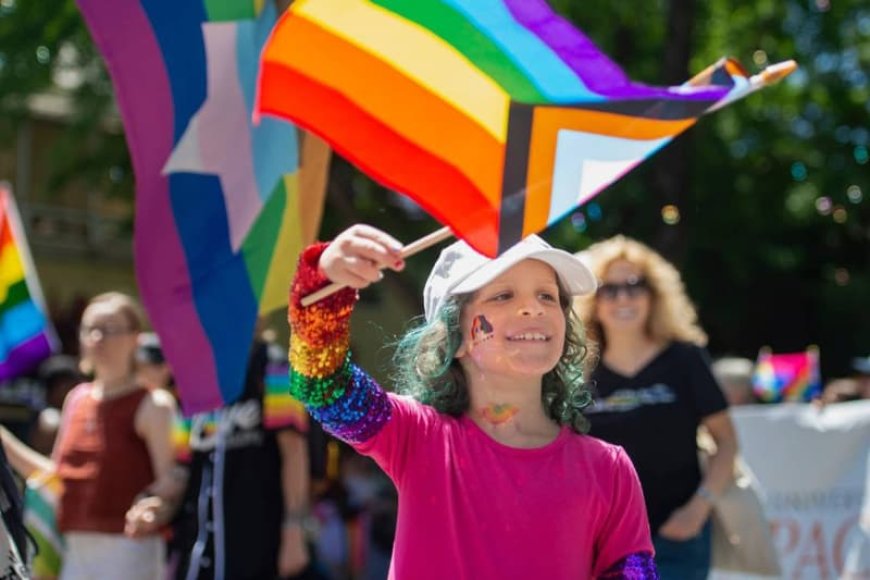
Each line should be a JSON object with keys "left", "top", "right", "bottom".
{"left": 596, "top": 277, "right": 650, "bottom": 300}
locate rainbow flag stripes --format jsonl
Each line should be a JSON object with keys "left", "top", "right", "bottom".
{"left": 24, "top": 471, "right": 64, "bottom": 578}
{"left": 257, "top": 0, "right": 795, "bottom": 256}
{"left": 264, "top": 360, "right": 309, "bottom": 432}
{"left": 753, "top": 349, "right": 822, "bottom": 403}
{"left": 0, "top": 184, "right": 55, "bottom": 380}
{"left": 172, "top": 415, "right": 195, "bottom": 464}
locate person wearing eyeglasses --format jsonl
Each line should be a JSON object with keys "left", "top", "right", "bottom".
{"left": 574, "top": 235, "right": 738, "bottom": 580}
{"left": 3, "top": 292, "right": 179, "bottom": 580}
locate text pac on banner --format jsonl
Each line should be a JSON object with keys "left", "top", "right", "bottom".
{"left": 728, "top": 401, "right": 870, "bottom": 579}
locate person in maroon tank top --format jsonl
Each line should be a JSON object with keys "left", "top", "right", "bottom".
{"left": 4, "top": 292, "right": 179, "bottom": 580}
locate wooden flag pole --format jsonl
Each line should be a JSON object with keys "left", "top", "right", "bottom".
{"left": 300, "top": 226, "right": 454, "bottom": 307}
{"left": 752, "top": 59, "right": 797, "bottom": 86}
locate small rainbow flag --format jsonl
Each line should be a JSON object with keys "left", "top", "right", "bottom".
{"left": 0, "top": 183, "right": 56, "bottom": 380}
{"left": 172, "top": 414, "right": 195, "bottom": 464}
{"left": 752, "top": 349, "right": 822, "bottom": 403}
{"left": 24, "top": 471, "right": 65, "bottom": 578}
{"left": 257, "top": 0, "right": 795, "bottom": 257}
{"left": 76, "top": 0, "right": 331, "bottom": 414}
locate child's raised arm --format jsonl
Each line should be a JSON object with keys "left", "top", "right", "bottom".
{"left": 288, "top": 225, "right": 404, "bottom": 444}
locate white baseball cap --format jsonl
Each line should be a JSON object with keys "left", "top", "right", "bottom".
{"left": 423, "top": 235, "right": 597, "bottom": 322}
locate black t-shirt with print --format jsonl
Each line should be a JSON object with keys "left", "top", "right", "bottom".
{"left": 585, "top": 341, "right": 728, "bottom": 533}
{"left": 173, "top": 342, "right": 299, "bottom": 580}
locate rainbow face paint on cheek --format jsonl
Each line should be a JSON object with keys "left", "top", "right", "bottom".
{"left": 479, "top": 403, "right": 519, "bottom": 426}
{"left": 470, "top": 315, "right": 494, "bottom": 347}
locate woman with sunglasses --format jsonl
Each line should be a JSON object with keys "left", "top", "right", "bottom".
{"left": 575, "top": 235, "right": 738, "bottom": 580}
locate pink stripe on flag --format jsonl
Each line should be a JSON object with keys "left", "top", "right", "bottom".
{"left": 76, "top": 0, "right": 222, "bottom": 411}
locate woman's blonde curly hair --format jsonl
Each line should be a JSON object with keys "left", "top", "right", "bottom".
{"left": 574, "top": 235, "right": 707, "bottom": 348}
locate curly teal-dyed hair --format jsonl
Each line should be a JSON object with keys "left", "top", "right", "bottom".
{"left": 391, "top": 286, "right": 593, "bottom": 433}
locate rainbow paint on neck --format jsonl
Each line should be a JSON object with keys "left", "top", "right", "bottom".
{"left": 479, "top": 403, "right": 519, "bottom": 426}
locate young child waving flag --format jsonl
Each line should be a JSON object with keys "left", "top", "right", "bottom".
{"left": 288, "top": 224, "right": 658, "bottom": 579}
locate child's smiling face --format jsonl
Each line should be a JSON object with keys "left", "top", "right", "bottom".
{"left": 457, "top": 259, "right": 566, "bottom": 380}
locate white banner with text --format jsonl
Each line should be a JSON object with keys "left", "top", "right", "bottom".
{"left": 714, "top": 400, "right": 870, "bottom": 580}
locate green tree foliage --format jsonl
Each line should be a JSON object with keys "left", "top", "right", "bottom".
{"left": 547, "top": 0, "right": 870, "bottom": 376}
{"left": 684, "top": 2, "right": 869, "bottom": 375}
{"left": 0, "top": 0, "right": 132, "bottom": 200}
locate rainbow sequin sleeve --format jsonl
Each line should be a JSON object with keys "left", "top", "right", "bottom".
{"left": 598, "top": 552, "right": 658, "bottom": 579}
{"left": 287, "top": 243, "right": 391, "bottom": 444}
